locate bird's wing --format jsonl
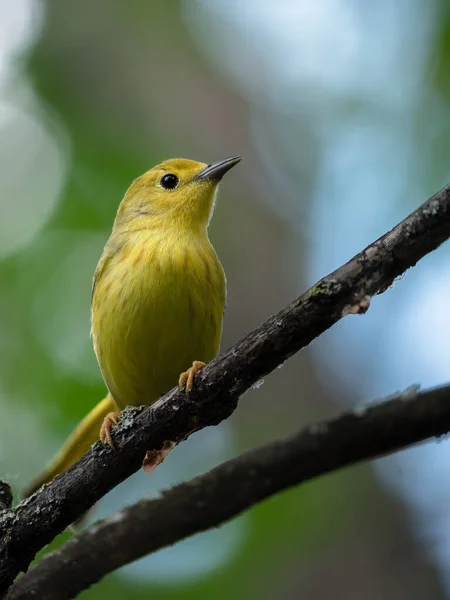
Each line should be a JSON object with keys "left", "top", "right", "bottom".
{"left": 91, "top": 237, "right": 123, "bottom": 304}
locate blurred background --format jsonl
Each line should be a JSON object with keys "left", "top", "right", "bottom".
{"left": 1, "top": 0, "right": 450, "bottom": 598}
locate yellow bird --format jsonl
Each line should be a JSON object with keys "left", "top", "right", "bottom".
{"left": 24, "top": 155, "right": 241, "bottom": 496}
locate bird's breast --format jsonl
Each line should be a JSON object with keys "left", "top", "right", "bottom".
{"left": 91, "top": 233, "right": 226, "bottom": 408}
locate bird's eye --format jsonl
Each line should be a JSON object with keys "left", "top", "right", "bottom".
{"left": 160, "top": 173, "right": 179, "bottom": 190}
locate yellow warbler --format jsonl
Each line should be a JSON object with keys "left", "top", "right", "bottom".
{"left": 25, "top": 155, "right": 241, "bottom": 495}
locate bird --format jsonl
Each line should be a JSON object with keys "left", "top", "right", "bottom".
{"left": 24, "top": 155, "right": 241, "bottom": 496}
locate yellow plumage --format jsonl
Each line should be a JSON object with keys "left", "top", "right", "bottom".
{"left": 24, "top": 155, "right": 240, "bottom": 496}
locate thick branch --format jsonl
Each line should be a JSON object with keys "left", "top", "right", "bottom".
{"left": 7, "top": 384, "right": 450, "bottom": 600}
{"left": 1, "top": 185, "right": 450, "bottom": 595}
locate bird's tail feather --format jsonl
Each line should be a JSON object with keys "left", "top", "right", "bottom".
{"left": 23, "top": 393, "right": 118, "bottom": 498}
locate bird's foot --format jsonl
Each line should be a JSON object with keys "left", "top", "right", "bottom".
{"left": 100, "top": 411, "right": 121, "bottom": 449}
{"left": 178, "top": 360, "right": 205, "bottom": 394}
{"left": 142, "top": 440, "right": 176, "bottom": 475}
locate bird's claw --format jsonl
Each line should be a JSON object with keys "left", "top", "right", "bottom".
{"left": 178, "top": 360, "right": 205, "bottom": 394}
{"left": 100, "top": 411, "right": 121, "bottom": 449}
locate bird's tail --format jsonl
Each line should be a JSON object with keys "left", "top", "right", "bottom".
{"left": 23, "top": 393, "right": 118, "bottom": 498}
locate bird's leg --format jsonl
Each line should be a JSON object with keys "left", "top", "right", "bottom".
{"left": 100, "top": 411, "right": 121, "bottom": 449}
{"left": 100, "top": 410, "right": 176, "bottom": 475}
{"left": 178, "top": 360, "right": 206, "bottom": 393}
{"left": 103, "top": 360, "right": 205, "bottom": 470}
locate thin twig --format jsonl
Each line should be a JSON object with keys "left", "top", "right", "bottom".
{"left": 1, "top": 185, "right": 450, "bottom": 596}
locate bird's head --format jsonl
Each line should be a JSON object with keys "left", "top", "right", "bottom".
{"left": 115, "top": 156, "right": 241, "bottom": 231}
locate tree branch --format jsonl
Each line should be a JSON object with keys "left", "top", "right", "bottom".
{"left": 7, "top": 384, "right": 450, "bottom": 600}
{"left": 1, "top": 185, "right": 450, "bottom": 596}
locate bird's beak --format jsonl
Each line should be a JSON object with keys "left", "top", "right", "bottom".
{"left": 194, "top": 155, "right": 242, "bottom": 183}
